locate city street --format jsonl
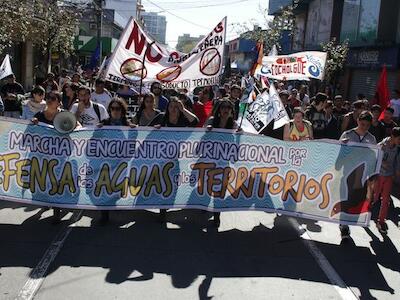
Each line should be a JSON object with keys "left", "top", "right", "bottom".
{"left": 0, "top": 196, "right": 399, "bottom": 300}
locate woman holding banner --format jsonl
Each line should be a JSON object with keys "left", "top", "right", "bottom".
{"left": 132, "top": 93, "right": 163, "bottom": 126}
{"left": 283, "top": 107, "right": 314, "bottom": 141}
{"left": 206, "top": 99, "right": 240, "bottom": 227}
{"left": 97, "top": 97, "right": 135, "bottom": 224}
{"left": 155, "top": 97, "right": 199, "bottom": 222}
{"left": 31, "top": 92, "right": 65, "bottom": 223}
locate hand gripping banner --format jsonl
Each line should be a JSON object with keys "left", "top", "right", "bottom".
{"left": 104, "top": 17, "right": 227, "bottom": 90}
{"left": 0, "top": 118, "right": 382, "bottom": 226}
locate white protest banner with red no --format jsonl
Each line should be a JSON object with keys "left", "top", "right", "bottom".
{"left": 256, "top": 51, "right": 327, "bottom": 81}
{"left": 104, "top": 17, "right": 227, "bottom": 90}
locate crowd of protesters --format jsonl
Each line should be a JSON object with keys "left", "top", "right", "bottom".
{"left": 0, "top": 69, "right": 399, "bottom": 238}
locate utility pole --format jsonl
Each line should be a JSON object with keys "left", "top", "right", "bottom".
{"left": 136, "top": 0, "right": 144, "bottom": 23}
{"left": 96, "top": 0, "right": 103, "bottom": 67}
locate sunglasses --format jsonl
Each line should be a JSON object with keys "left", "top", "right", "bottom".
{"left": 110, "top": 106, "right": 122, "bottom": 111}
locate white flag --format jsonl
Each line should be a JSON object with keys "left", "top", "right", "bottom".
{"left": 240, "top": 76, "right": 255, "bottom": 104}
{"left": 0, "top": 55, "right": 13, "bottom": 81}
{"left": 269, "top": 84, "right": 290, "bottom": 129}
{"left": 238, "top": 90, "right": 271, "bottom": 134}
{"left": 239, "top": 84, "right": 290, "bottom": 133}
{"left": 97, "top": 57, "right": 107, "bottom": 78}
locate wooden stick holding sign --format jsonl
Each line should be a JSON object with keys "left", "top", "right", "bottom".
{"left": 138, "top": 41, "right": 156, "bottom": 98}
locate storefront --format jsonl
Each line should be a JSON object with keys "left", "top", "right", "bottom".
{"left": 343, "top": 47, "right": 400, "bottom": 101}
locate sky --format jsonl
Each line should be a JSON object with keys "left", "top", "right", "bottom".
{"left": 141, "top": 0, "right": 270, "bottom": 48}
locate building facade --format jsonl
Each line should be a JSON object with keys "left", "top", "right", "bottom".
{"left": 176, "top": 34, "right": 204, "bottom": 53}
{"left": 74, "top": 8, "right": 125, "bottom": 67}
{"left": 269, "top": 0, "right": 400, "bottom": 101}
{"left": 141, "top": 12, "right": 167, "bottom": 44}
{"left": 105, "top": 0, "right": 136, "bottom": 26}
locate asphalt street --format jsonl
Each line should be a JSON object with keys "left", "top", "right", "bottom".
{"left": 0, "top": 195, "right": 399, "bottom": 300}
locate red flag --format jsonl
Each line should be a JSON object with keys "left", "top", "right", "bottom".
{"left": 375, "top": 65, "right": 390, "bottom": 120}
{"left": 249, "top": 42, "right": 263, "bottom": 76}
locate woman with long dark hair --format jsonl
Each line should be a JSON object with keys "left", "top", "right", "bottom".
{"left": 61, "top": 82, "right": 79, "bottom": 110}
{"left": 155, "top": 97, "right": 199, "bottom": 222}
{"left": 205, "top": 98, "right": 240, "bottom": 227}
{"left": 158, "top": 96, "right": 198, "bottom": 128}
{"left": 132, "top": 93, "right": 163, "bottom": 126}
{"left": 98, "top": 97, "right": 133, "bottom": 127}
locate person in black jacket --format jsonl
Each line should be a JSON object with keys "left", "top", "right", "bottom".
{"left": 305, "top": 93, "right": 328, "bottom": 139}
{"left": 324, "top": 100, "right": 340, "bottom": 140}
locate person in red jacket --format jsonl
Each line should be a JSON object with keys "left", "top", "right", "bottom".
{"left": 193, "top": 86, "right": 214, "bottom": 127}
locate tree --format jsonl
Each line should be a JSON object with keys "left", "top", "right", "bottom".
{"left": 0, "top": 0, "right": 32, "bottom": 54}
{"left": 321, "top": 38, "right": 349, "bottom": 85}
{"left": 0, "top": 0, "right": 81, "bottom": 71}
{"left": 233, "top": 1, "right": 299, "bottom": 53}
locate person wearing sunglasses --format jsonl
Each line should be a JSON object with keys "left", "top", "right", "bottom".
{"left": 98, "top": 97, "right": 134, "bottom": 127}
{"left": 97, "top": 97, "right": 135, "bottom": 224}
{"left": 150, "top": 82, "right": 169, "bottom": 112}
{"left": 31, "top": 92, "right": 64, "bottom": 223}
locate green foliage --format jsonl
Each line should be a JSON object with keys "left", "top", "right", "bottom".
{"left": 321, "top": 38, "right": 349, "bottom": 83}
{"left": 232, "top": 1, "right": 300, "bottom": 53}
{"left": 0, "top": 0, "right": 81, "bottom": 57}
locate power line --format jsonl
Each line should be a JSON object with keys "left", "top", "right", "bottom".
{"left": 146, "top": 0, "right": 250, "bottom": 11}
{"left": 143, "top": 0, "right": 210, "bottom": 29}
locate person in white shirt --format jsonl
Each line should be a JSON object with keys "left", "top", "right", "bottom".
{"left": 70, "top": 86, "right": 109, "bottom": 126}
{"left": 90, "top": 78, "right": 112, "bottom": 109}
{"left": 390, "top": 89, "right": 400, "bottom": 122}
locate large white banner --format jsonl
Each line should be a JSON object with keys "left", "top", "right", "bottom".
{"left": 256, "top": 51, "right": 327, "bottom": 81}
{"left": 104, "top": 17, "right": 227, "bottom": 90}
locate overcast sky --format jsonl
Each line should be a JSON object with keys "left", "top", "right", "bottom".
{"left": 141, "top": 0, "right": 269, "bottom": 47}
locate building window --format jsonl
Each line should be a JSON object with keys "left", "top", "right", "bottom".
{"left": 340, "top": 0, "right": 381, "bottom": 45}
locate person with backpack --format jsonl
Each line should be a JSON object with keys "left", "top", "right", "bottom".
{"left": 305, "top": 92, "right": 328, "bottom": 139}
{"left": 284, "top": 107, "right": 313, "bottom": 141}
{"left": 373, "top": 127, "right": 400, "bottom": 234}
{"left": 70, "top": 86, "right": 109, "bottom": 126}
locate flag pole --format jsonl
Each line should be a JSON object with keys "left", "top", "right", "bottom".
{"left": 139, "top": 41, "right": 155, "bottom": 98}
{"left": 238, "top": 102, "right": 248, "bottom": 129}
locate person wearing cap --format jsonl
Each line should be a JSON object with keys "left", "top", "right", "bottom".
{"left": 0, "top": 74, "right": 25, "bottom": 118}
{"left": 390, "top": 89, "right": 400, "bottom": 123}
{"left": 289, "top": 88, "right": 300, "bottom": 107}
{"left": 91, "top": 78, "right": 113, "bottom": 109}
{"left": 41, "top": 72, "right": 59, "bottom": 94}
{"left": 332, "top": 95, "right": 347, "bottom": 119}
